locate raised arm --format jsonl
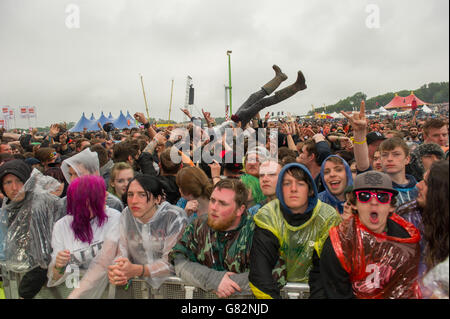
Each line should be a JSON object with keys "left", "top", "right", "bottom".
{"left": 202, "top": 109, "right": 216, "bottom": 128}
{"left": 341, "top": 100, "right": 370, "bottom": 172}
{"left": 283, "top": 123, "right": 297, "bottom": 152}
{"left": 134, "top": 112, "right": 157, "bottom": 139}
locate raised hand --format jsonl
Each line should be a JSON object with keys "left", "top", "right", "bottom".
{"left": 202, "top": 108, "right": 211, "bottom": 120}
{"left": 282, "top": 123, "right": 293, "bottom": 135}
{"left": 344, "top": 100, "right": 370, "bottom": 171}
{"left": 295, "top": 123, "right": 302, "bottom": 136}
{"left": 302, "top": 127, "right": 315, "bottom": 138}
{"left": 49, "top": 124, "right": 60, "bottom": 137}
{"left": 202, "top": 108, "right": 215, "bottom": 126}
{"left": 341, "top": 100, "right": 367, "bottom": 133}
{"left": 339, "top": 136, "right": 353, "bottom": 150}
{"left": 134, "top": 112, "right": 148, "bottom": 124}
{"left": 289, "top": 122, "right": 296, "bottom": 135}
{"left": 208, "top": 160, "right": 221, "bottom": 178}
{"left": 180, "top": 108, "right": 192, "bottom": 119}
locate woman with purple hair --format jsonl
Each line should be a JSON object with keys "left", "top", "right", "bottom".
{"left": 47, "top": 175, "right": 121, "bottom": 292}
{"left": 67, "top": 174, "right": 188, "bottom": 298}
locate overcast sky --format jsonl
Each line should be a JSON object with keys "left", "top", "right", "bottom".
{"left": 0, "top": 0, "right": 448, "bottom": 128}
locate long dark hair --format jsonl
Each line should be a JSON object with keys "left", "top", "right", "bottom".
{"left": 422, "top": 160, "right": 449, "bottom": 270}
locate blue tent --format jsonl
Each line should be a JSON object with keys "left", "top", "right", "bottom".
{"left": 89, "top": 113, "right": 96, "bottom": 121}
{"left": 97, "top": 111, "right": 111, "bottom": 126}
{"left": 125, "top": 111, "right": 138, "bottom": 128}
{"left": 108, "top": 112, "right": 115, "bottom": 121}
{"left": 69, "top": 112, "right": 99, "bottom": 132}
{"left": 113, "top": 111, "right": 135, "bottom": 129}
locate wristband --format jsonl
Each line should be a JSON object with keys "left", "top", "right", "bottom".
{"left": 55, "top": 265, "right": 66, "bottom": 275}
{"left": 143, "top": 122, "right": 150, "bottom": 129}
{"left": 351, "top": 137, "right": 367, "bottom": 145}
{"left": 140, "top": 264, "right": 145, "bottom": 277}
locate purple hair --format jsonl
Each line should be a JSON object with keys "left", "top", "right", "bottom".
{"left": 67, "top": 175, "right": 108, "bottom": 244}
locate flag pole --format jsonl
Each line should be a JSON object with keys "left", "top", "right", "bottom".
{"left": 226, "top": 50, "right": 232, "bottom": 116}
{"left": 139, "top": 74, "right": 150, "bottom": 122}
{"left": 168, "top": 79, "right": 174, "bottom": 122}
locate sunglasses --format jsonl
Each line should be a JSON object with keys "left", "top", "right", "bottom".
{"left": 355, "top": 190, "right": 393, "bottom": 204}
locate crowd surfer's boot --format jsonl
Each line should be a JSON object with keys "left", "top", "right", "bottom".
{"left": 232, "top": 68, "right": 305, "bottom": 127}
{"left": 237, "top": 70, "right": 307, "bottom": 123}
{"left": 261, "top": 65, "right": 288, "bottom": 95}
{"left": 270, "top": 70, "right": 307, "bottom": 103}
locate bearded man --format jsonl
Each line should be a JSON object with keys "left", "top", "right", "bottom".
{"left": 169, "top": 178, "right": 255, "bottom": 298}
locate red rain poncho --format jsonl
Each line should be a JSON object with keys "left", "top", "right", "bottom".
{"left": 329, "top": 213, "right": 421, "bottom": 299}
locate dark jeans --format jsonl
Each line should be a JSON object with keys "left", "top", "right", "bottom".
{"left": 18, "top": 267, "right": 48, "bottom": 299}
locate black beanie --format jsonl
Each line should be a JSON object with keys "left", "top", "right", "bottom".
{"left": 0, "top": 159, "right": 32, "bottom": 196}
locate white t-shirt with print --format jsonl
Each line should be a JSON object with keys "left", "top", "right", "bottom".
{"left": 47, "top": 207, "right": 121, "bottom": 287}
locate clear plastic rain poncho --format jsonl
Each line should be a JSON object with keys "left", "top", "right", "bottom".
{"left": 60, "top": 148, "right": 124, "bottom": 212}
{"left": 421, "top": 257, "right": 449, "bottom": 299}
{"left": 61, "top": 148, "right": 100, "bottom": 183}
{"left": 68, "top": 201, "right": 188, "bottom": 298}
{"left": 328, "top": 213, "right": 421, "bottom": 299}
{"left": 0, "top": 168, "right": 65, "bottom": 272}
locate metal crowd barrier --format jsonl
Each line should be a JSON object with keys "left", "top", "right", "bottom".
{"left": 0, "top": 267, "right": 83, "bottom": 299}
{"left": 1, "top": 266, "right": 310, "bottom": 299}
{"left": 119, "top": 277, "right": 310, "bottom": 299}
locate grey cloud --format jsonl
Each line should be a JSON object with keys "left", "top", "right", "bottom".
{"left": 0, "top": 0, "right": 448, "bottom": 128}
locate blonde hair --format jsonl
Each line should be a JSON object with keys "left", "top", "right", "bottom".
{"left": 110, "top": 162, "right": 133, "bottom": 183}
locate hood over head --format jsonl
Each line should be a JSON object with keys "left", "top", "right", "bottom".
{"left": 275, "top": 162, "right": 318, "bottom": 215}
{"left": 318, "top": 155, "right": 353, "bottom": 213}
{"left": 61, "top": 148, "right": 100, "bottom": 183}
{"left": 0, "top": 159, "right": 32, "bottom": 197}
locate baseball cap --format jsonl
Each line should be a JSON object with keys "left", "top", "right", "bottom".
{"left": 353, "top": 171, "right": 398, "bottom": 195}
{"left": 366, "top": 131, "right": 386, "bottom": 145}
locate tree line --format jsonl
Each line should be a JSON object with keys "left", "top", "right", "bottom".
{"left": 308, "top": 81, "right": 449, "bottom": 115}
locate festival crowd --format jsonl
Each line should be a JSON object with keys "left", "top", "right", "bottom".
{"left": 0, "top": 65, "right": 448, "bottom": 299}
